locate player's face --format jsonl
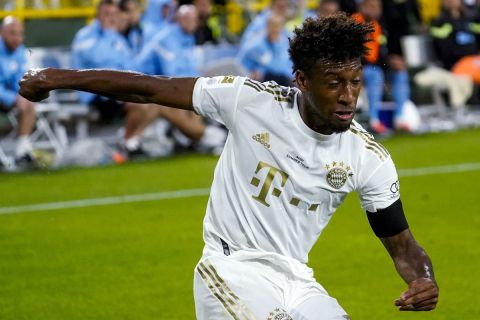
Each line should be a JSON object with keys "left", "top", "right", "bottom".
{"left": 296, "top": 59, "right": 362, "bottom": 135}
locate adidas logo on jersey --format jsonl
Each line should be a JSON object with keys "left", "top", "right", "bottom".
{"left": 252, "top": 132, "right": 271, "bottom": 149}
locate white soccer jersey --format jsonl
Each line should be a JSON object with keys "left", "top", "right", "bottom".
{"left": 192, "top": 76, "right": 400, "bottom": 264}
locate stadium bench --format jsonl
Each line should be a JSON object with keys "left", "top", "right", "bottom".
{"left": 26, "top": 46, "right": 96, "bottom": 142}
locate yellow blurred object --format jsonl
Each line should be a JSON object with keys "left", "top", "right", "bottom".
{"left": 248, "top": 0, "right": 269, "bottom": 13}
{"left": 0, "top": 7, "right": 95, "bottom": 20}
{"left": 226, "top": 1, "right": 244, "bottom": 35}
{"left": 305, "top": 0, "right": 318, "bottom": 10}
{"left": 0, "top": 0, "right": 96, "bottom": 21}
{"left": 418, "top": 0, "right": 441, "bottom": 24}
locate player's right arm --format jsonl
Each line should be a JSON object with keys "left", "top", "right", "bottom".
{"left": 18, "top": 68, "right": 197, "bottom": 111}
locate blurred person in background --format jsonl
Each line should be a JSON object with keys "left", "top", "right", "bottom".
{"left": 414, "top": 0, "right": 480, "bottom": 109}
{"left": 381, "top": 0, "right": 423, "bottom": 59}
{"left": 238, "top": 13, "right": 293, "bottom": 85}
{"left": 119, "top": 0, "right": 145, "bottom": 54}
{"left": 125, "top": 5, "right": 226, "bottom": 157}
{"left": 339, "top": 0, "right": 357, "bottom": 14}
{"left": 380, "top": 0, "right": 422, "bottom": 130}
{"left": 315, "top": 0, "right": 340, "bottom": 18}
{"left": 463, "top": 0, "right": 480, "bottom": 16}
{"left": 353, "top": 0, "right": 413, "bottom": 134}
{"left": 285, "top": 0, "right": 316, "bottom": 31}
{"left": 142, "top": 0, "right": 176, "bottom": 41}
{"left": 132, "top": 5, "right": 200, "bottom": 83}
{"left": 0, "top": 16, "right": 36, "bottom": 166}
{"left": 430, "top": 0, "right": 480, "bottom": 71}
{"left": 240, "top": 0, "right": 290, "bottom": 45}
{"left": 193, "top": 0, "right": 218, "bottom": 45}
{"left": 72, "top": 0, "right": 132, "bottom": 124}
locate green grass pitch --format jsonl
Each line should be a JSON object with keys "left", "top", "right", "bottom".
{"left": 1, "top": 128, "right": 479, "bottom": 319}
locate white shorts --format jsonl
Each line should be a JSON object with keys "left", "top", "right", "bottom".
{"left": 193, "top": 250, "right": 349, "bottom": 320}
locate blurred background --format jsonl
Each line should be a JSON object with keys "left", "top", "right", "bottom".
{"left": 0, "top": 0, "right": 479, "bottom": 169}
{"left": 0, "top": 1, "right": 479, "bottom": 319}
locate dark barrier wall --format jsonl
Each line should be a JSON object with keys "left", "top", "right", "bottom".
{"left": 24, "top": 18, "right": 85, "bottom": 47}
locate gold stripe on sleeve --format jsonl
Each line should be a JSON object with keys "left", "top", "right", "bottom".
{"left": 349, "top": 125, "right": 389, "bottom": 160}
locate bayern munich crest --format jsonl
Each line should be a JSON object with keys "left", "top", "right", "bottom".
{"left": 267, "top": 308, "right": 293, "bottom": 320}
{"left": 325, "top": 161, "right": 354, "bottom": 189}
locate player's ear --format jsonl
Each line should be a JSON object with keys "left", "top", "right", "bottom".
{"left": 295, "top": 70, "right": 309, "bottom": 92}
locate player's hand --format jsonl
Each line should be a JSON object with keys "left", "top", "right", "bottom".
{"left": 394, "top": 278, "right": 439, "bottom": 311}
{"left": 19, "top": 68, "right": 51, "bottom": 102}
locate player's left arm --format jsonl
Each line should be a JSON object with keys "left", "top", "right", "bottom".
{"left": 360, "top": 155, "right": 439, "bottom": 312}
{"left": 368, "top": 200, "right": 439, "bottom": 311}
{"left": 381, "top": 227, "right": 439, "bottom": 311}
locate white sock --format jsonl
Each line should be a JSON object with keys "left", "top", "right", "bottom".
{"left": 15, "top": 135, "right": 32, "bottom": 158}
{"left": 124, "top": 136, "right": 141, "bottom": 151}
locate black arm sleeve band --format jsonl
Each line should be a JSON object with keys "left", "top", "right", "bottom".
{"left": 366, "top": 199, "right": 409, "bottom": 238}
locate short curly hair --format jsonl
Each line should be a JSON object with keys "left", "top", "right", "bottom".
{"left": 289, "top": 12, "right": 374, "bottom": 75}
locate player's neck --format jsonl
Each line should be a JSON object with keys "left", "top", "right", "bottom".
{"left": 297, "top": 94, "right": 334, "bottom": 135}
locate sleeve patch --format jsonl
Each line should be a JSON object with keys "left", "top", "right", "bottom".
{"left": 204, "top": 75, "right": 236, "bottom": 88}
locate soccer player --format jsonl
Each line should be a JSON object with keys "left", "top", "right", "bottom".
{"left": 19, "top": 13, "right": 438, "bottom": 319}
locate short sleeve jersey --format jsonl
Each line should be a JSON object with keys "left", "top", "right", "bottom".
{"left": 192, "top": 76, "right": 400, "bottom": 263}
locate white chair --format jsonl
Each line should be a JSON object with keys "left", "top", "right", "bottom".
{"left": 0, "top": 143, "right": 14, "bottom": 170}
{"left": 2, "top": 104, "right": 67, "bottom": 160}
{"left": 26, "top": 46, "right": 93, "bottom": 142}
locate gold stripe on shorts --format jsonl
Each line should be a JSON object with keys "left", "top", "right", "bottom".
{"left": 197, "top": 260, "right": 256, "bottom": 320}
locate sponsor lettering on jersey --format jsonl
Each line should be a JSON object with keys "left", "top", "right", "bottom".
{"left": 250, "top": 160, "right": 321, "bottom": 212}
{"left": 286, "top": 153, "right": 310, "bottom": 169}
{"left": 250, "top": 161, "right": 288, "bottom": 207}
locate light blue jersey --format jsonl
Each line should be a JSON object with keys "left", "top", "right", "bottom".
{"left": 71, "top": 20, "right": 132, "bottom": 103}
{"left": 0, "top": 38, "right": 26, "bottom": 107}
{"left": 130, "top": 23, "right": 199, "bottom": 77}
{"left": 239, "top": 34, "right": 292, "bottom": 79}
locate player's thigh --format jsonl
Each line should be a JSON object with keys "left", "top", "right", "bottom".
{"left": 289, "top": 284, "right": 349, "bottom": 320}
{"left": 193, "top": 256, "right": 282, "bottom": 320}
